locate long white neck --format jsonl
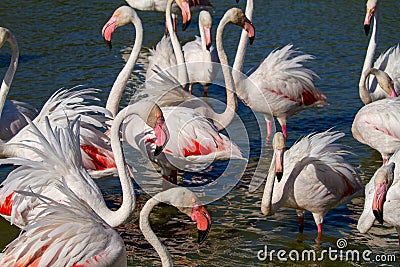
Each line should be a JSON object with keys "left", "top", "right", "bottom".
{"left": 206, "top": 11, "right": 238, "bottom": 131}
{"left": 232, "top": 0, "right": 253, "bottom": 82}
{"left": 359, "top": 12, "right": 378, "bottom": 104}
{"left": 261, "top": 153, "right": 276, "bottom": 216}
{"left": 95, "top": 105, "right": 148, "bottom": 227}
{"left": 199, "top": 21, "right": 207, "bottom": 51}
{"left": 0, "top": 31, "right": 18, "bottom": 119}
{"left": 105, "top": 11, "right": 143, "bottom": 118}
{"left": 166, "top": 0, "right": 189, "bottom": 87}
{"left": 140, "top": 196, "right": 173, "bottom": 267}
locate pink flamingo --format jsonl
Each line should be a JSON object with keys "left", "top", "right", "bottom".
{"left": 232, "top": 0, "right": 328, "bottom": 139}
{"left": 261, "top": 131, "right": 363, "bottom": 237}
{"left": 103, "top": 7, "right": 253, "bottom": 183}
{"left": 352, "top": 68, "right": 400, "bottom": 163}
{"left": 358, "top": 151, "right": 400, "bottom": 245}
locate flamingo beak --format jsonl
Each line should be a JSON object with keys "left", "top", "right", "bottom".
{"left": 274, "top": 148, "right": 284, "bottom": 182}
{"left": 102, "top": 15, "right": 118, "bottom": 49}
{"left": 372, "top": 183, "right": 387, "bottom": 224}
{"left": 154, "top": 116, "right": 170, "bottom": 156}
{"left": 243, "top": 17, "right": 255, "bottom": 45}
{"left": 181, "top": 0, "right": 191, "bottom": 31}
{"left": 204, "top": 26, "right": 212, "bottom": 51}
{"left": 191, "top": 205, "right": 212, "bottom": 244}
{"left": 364, "top": 8, "right": 374, "bottom": 36}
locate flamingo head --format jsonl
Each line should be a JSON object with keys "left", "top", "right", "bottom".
{"left": 372, "top": 162, "right": 394, "bottom": 224}
{"left": 272, "top": 132, "right": 286, "bottom": 182}
{"left": 145, "top": 104, "right": 170, "bottom": 156}
{"left": 199, "top": 11, "right": 213, "bottom": 50}
{"left": 177, "top": 0, "right": 192, "bottom": 31}
{"left": 368, "top": 68, "right": 397, "bottom": 97}
{"left": 102, "top": 6, "right": 138, "bottom": 49}
{"left": 191, "top": 202, "right": 212, "bottom": 244}
{"left": 364, "top": 0, "right": 378, "bottom": 36}
{"left": 227, "top": 8, "right": 255, "bottom": 45}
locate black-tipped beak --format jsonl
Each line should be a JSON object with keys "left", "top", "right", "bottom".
{"left": 276, "top": 172, "right": 283, "bottom": 182}
{"left": 206, "top": 43, "right": 211, "bottom": 51}
{"left": 373, "top": 209, "right": 384, "bottom": 224}
{"left": 364, "top": 24, "right": 370, "bottom": 36}
{"left": 154, "top": 145, "right": 164, "bottom": 157}
{"left": 106, "top": 40, "right": 112, "bottom": 50}
{"left": 198, "top": 223, "right": 211, "bottom": 244}
{"left": 182, "top": 19, "right": 191, "bottom": 31}
{"left": 249, "top": 36, "right": 255, "bottom": 45}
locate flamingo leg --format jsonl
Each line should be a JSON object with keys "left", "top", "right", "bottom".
{"left": 203, "top": 85, "right": 209, "bottom": 97}
{"left": 298, "top": 215, "right": 305, "bottom": 233}
{"left": 266, "top": 121, "right": 273, "bottom": 138}
{"left": 189, "top": 83, "right": 193, "bottom": 95}
{"left": 317, "top": 223, "right": 323, "bottom": 237}
{"left": 281, "top": 125, "right": 287, "bottom": 139}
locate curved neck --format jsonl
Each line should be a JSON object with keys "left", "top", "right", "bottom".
{"left": 232, "top": 0, "right": 253, "bottom": 82}
{"left": 0, "top": 32, "right": 18, "bottom": 119}
{"left": 105, "top": 12, "right": 143, "bottom": 118}
{"left": 140, "top": 196, "right": 173, "bottom": 267}
{"left": 208, "top": 12, "right": 238, "bottom": 131}
{"left": 96, "top": 105, "right": 142, "bottom": 227}
{"left": 359, "top": 13, "right": 378, "bottom": 105}
{"left": 261, "top": 153, "right": 276, "bottom": 216}
{"left": 166, "top": 0, "right": 188, "bottom": 87}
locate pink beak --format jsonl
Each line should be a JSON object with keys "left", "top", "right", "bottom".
{"left": 243, "top": 17, "right": 255, "bottom": 45}
{"left": 204, "top": 26, "right": 212, "bottom": 50}
{"left": 372, "top": 183, "right": 387, "bottom": 224}
{"left": 274, "top": 149, "right": 284, "bottom": 182}
{"left": 154, "top": 117, "right": 170, "bottom": 156}
{"left": 181, "top": 1, "right": 191, "bottom": 31}
{"left": 102, "top": 16, "right": 117, "bottom": 49}
{"left": 191, "top": 204, "right": 212, "bottom": 244}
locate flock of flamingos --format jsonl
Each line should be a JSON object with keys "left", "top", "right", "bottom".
{"left": 0, "top": 0, "right": 399, "bottom": 265}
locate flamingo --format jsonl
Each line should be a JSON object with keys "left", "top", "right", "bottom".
{"left": 0, "top": 100, "right": 170, "bottom": 228}
{"left": 232, "top": 0, "right": 328, "bottom": 139}
{"left": 140, "top": 187, "right": 211, "bottom": 266}
{"left": 125, "top": 0, "right": 212, "bottom": 32}
{"left": 352, "top": 68, "right": 400, "bottom": 163}
{"left": 182, "top": 10, "right": 219, "bottom": 96}
{"left": 102, "top": 7, "right": 253, "bottom": 183}
{"left": 359, "top": 0, "right": 400, "bottom": 104}
{"left": 261, "top": 131, "right": 363, "bottom": 237}
{"left": 0, "top": 186, "right": 128, "bottom": 266}
{"left": 0, "top": 27, "right": 37, "bottom": 140}
{"left": 357, "top": 151, "right": 400, "bottom": 245}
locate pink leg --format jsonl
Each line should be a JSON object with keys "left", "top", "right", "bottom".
{"left": 282, "top": 125, "right": 287, "bottom": 139}
{"left": 383, "top": 157, "right": 388, "bottom": 164}
{"left": 298, "top": 216, "right": 305, "bottom": 233}
{"left": 317, "top": 223, "right": 323, "bottom": 236}
{"left": 189, "top": 84, "right": 193, "bottom": 95}
{"left": 203, "top": 86, "right": 208, "bottom": 97}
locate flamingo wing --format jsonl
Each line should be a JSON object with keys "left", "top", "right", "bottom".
{"left": 373, "top": 44, "right": 400, "bottom": 95}
{"left": 0, "top": 186, "right": 126, "bottom": 267}
{"left": 0, "top": 117, "right": 103, "bottom": 227}
{"left": 352, "top": 98, "right": 400, "bottom": 159}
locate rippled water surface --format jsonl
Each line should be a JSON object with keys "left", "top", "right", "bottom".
{"left": 1, "top": 0, "right": 400, "bottom": 266}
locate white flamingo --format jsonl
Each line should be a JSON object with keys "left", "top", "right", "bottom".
{"left": 0, "top": 27, "right": 37, "bottom": 140}
{"left": 352, "top": 68, "right": 400, "bottom": 163}
{"left": 232, "top": 0, "right": 327, "bottom": 139}
{"left": 357, "top": 151, "right": 400, "bottom": 245}
{"left": 182, "top": 10, "right": 219, "bottom": 96}
{"left": 261, "top": 131, "right": 363, "bottom": 236}
{"left": 0, "top": 186, "right": 128, "bottom": 266}
{"left": 0, "top": 100, "right": 170, "bottom": 228}
{"left": 102, "top": 7, "right": 252, "bottom": 183}
{"left": 359, "top": 0, "right": 400, "bottom": 104}
{"left": 140, "top": 187, "right": 212, "bottom": 266}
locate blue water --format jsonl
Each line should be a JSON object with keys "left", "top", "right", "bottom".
{"left": 1, "top": 0, "right": 400, "bottom": 266}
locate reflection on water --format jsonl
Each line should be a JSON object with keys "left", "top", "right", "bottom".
{"left": 1, "top": 0, "right": 400, "bottom": 266}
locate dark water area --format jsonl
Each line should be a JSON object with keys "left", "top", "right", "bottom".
{"left": 1, "top": 0, "right": 400, "bottom": 266}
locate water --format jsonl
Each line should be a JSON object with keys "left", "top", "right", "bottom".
{"left": 1, "top": 0, "right": 400, "bottom": 266}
